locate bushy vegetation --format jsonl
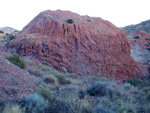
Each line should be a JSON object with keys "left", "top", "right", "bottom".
{"left": 21, "top": 93, "right": 48, "bottom": 113}
{"left": 66, "top": 19, "right": 74, "bottom": 24}
{"left": 37, "top": 64, "right": 71, "bottom": 85}
{"left": 28, "top": 69, "right": 43, "bottom": 76}
{"left": 133, "top": 36, "right": 140, "bottom": 39}
{"left": 3, "top": 105, "right": 25, "bottom": 113}
{"left": 2, "top": 60, "right": 150, "bottom": 113}
{"left": 3, "top": 34, "right": 16, "bottom": 41}
{"left": 44, "top": 74, "right": 59, "bottom": 86}
{"left": 7, "top": 35, "right": 16, "bottom": 40}
{"left": 36, "top": 85, "right": 53, "bottom": 101}
{"left": 6, "top": 54, "right": 26, "bottom": 69}
{"left": 87, "top": 19, "right": 91, "bottom": 22}
{"left": 0, "top": 30, "right": 4, "bottom": 33}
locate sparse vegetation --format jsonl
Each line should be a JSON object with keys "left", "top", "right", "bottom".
{"left": 66, "top": 19, "right": 74, "bottom": 24}
{"left": 6, "top": 54, "right": 26, "bottom": 69}
{"left": 36, "top": 85, "right": 53, "bottom": 101}
{"left": 1, "top": 60, "right": 150, "bottom": 113}
{"left": 28, "top": 69, "right": 43, "bottom": 76}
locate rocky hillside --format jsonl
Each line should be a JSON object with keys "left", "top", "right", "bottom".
{"left": 123, "top": 20, "right": 150, "bottom": 35}
{"left": 0, "top": 52, "right": 37, "bottom": 100}
{"left": 123, "top": 20, "right": 150, "bottom": 74}
{"left": 6, "top": 10, "right": 145, "bottom": 81}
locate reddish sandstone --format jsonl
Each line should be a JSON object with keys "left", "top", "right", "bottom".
{"left": 7, "top": 10, "right": 145, "bottom": 80}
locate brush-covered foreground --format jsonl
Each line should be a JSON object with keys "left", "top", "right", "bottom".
{"left": 1, "top": 60, "right": 150, "bottom": 113}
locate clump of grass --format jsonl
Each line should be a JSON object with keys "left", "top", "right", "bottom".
{"left": 115, "top": 99, "right": 136, "bottom": 113}
{"left": 3, "top": 105, "right": 25, "bottom": 113}
{"left": 65, "top": 73, "right": 78, "bottom": 78}
{"left": 44, "top": 74, "right": 59, "bottom": 86}
{"left": 66, "top": 19, "right": 74, "bottom": 24}
{"left": 6, "top": 54, "right": 26, "bottom": 69}
{"left": 38, "top": 64, "right": 71, "bottom": 84}
{"left": 28, "top": 69, "right": 43, "bottom": 76}
{"left": 38, "top": 64, "right": 60, "bottom": 75}
{"left": 92, "top": 76, "right": 107, "bottom": 81}
{"left": 36, "top": 85, "right": 53, "bottom": 101}
{"left": 21, "top": 93, "right": 48, "bottom": 113}
{"left": 27, "top": 61, "right": 35, "bottom": 66}
{"left": 55, "top": 74, "right": 71, "bottom": 85}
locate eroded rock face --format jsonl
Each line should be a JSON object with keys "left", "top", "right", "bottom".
{"left": 128, "top": 31, "right": 150, "bottom": 65}
{"left": 7, "top": 10, "right": 145, "bottom": 80}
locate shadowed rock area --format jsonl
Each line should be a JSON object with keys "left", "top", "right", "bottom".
{"left": 6, "top": 10, "right": 145, "bottom": 81}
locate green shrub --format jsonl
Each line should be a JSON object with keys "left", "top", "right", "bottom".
{"left": 0, "top": 100, "right": 7, "bottom": 112}
{"left": 142, "top": 87, "right": 150, "bottom": 93}
{"left": 116, "top": 100, "right": 136, "bottom": 113}
{"left": 145, "top": 44, "right": 149, "bottom": 46}
{"left": 28, "top": 69, "right": 43, "bottom": 76}
{"left": 8, "top": 35, "right": 16, "bottom": 40}
{"left": 27, "top": 61, "right": 35, "bottom": 66}
{"left": 145, "top": 38, "right": 150, "bottom": 41}
{"left": 128, "top": 77, "right": 141, "bottom": 87}
{"left": 55, "top": 74, "right": 71, "bottom": 85}
{"left": 21, "top": 93, "right": 48, "bottom": 113}
{"left": 44, "top": 75, "right": 59, "bottom": 86}
{"left": 3, "top": 105, "right": 25, "bottom": 113}
{"left": 36, "top": 85, "right": 53, "bottom": 101}
{"left": 38, "top": 64, "right": 51, "bottom": 72}
{"left": 6, "top": 54, "right": 26, "bottom": 69}
{"left": 146, "top": 92, "right": 150, "bottom": 101}
{"left": 66, "top": 19, "right": 74, "bottom": 24}
{"left": 47, "top": 99, "right": 71, "bottom": 113}
{"left": 6, "top": 33, "right": 9, "bottom": 36}
{"left": 133, "top": 36, "right": 140, "bottom": 39}
{"left": 86, "top": 82, "right": 115, "bottom": 97}
{"left": 38, "top": 64, "right": 60, "bottom": 75}
{"left": 87, "top": 19, "right": 91, "bottom": 22}
{"left": 0, "top": 30, "right": 4, "bottom": 33}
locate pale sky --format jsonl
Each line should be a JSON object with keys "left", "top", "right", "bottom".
{"left": 0, "top": 0, "right": 150, "bottom": 30}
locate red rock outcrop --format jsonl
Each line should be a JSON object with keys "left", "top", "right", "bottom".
{"left": 7, "top": 10, "right": 145, "bottom": 80}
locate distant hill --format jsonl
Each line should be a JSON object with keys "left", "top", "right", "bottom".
{"left": 123, "top": 20, "right": 150, "bottom": 35}
{"left": 0, "top": 27, "right": 19, "bottom": 34}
